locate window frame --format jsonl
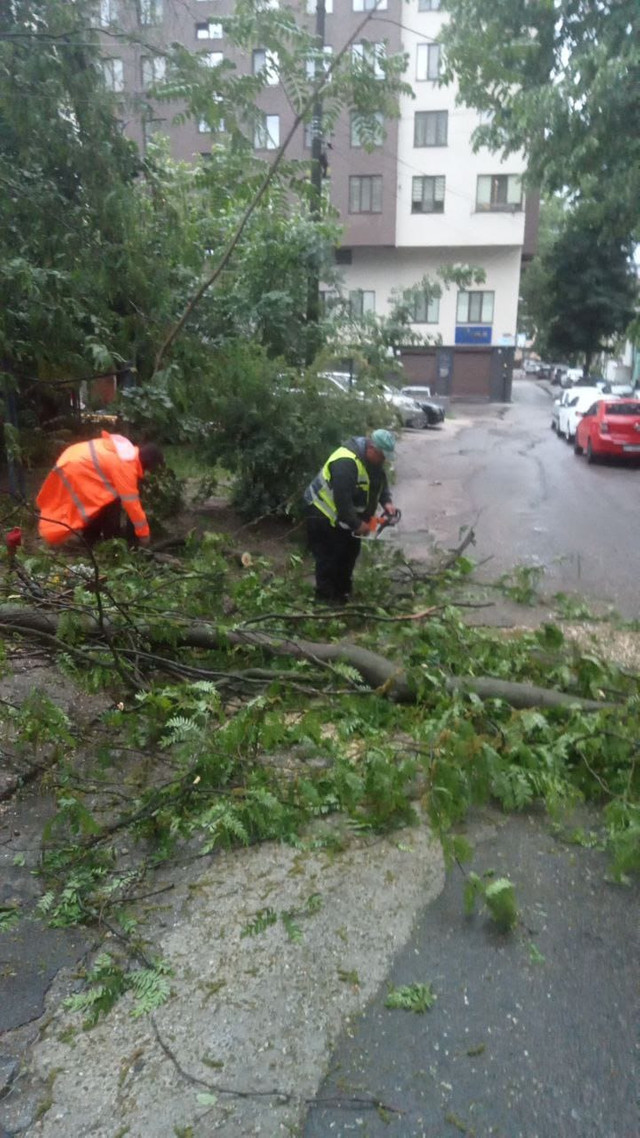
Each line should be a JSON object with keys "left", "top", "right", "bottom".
{"left": 253, "top": 48, "right": 279, "bottom": 85}
{"left": 349, "top": 289, "right": 376, "bottom": 317}
{"left": 416, "top": 43, "right": 441, "bottom": 82}
{"left": 353, "top": 0, "right": 387, "bottom": 10}
{"left": 412, "top": 293, "right": 440, "bottom": 324}
{"left": 102, "top": 57, "right": 124, "bottom": 92}
{"left": 411, "top": 174, "right": 445, "bottom": 213}
{"left": 254, "top": 114, "right": 280, "bottom": 151}
{"left": 139, "top": 0, "right": 162, "bottom": 26}
{"left": 196, "top": 20, "right": 222, "bottom": 39}
{"left": 476, "top": 173, "right": 523, "bottom": 211}
{"left": 456, "top": 290, "right": 495, "bottom": 324}
{"left": 418, "top": 0, "right": 441, "bottom": 9}
{"left": 141, "top": 55, "right": 166, "bottom": 88}
{"left": 348, "top": 174, "right": 383, "bottom": 214}
{"left": 414, "top": 110, "right": 448, "bottom": 147}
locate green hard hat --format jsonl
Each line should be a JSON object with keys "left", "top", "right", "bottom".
{"left": 370, "top": 429, "right": 396, "bottom": 455}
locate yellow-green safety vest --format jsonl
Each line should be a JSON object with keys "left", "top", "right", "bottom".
{"left": 305, "top": 445, "right": 370, "bottom": 528}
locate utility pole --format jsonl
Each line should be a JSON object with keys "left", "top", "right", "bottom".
{"left": 305, "top": 0, "right": 326, "bottom": 365}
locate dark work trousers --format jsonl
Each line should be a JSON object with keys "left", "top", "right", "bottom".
{"left": 306, "top": 509, "right": 361, "bottom": 602}
{"left": 82, "top": 500, "right": 136, "bottom": 548}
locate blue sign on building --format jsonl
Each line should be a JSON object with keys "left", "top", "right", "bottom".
{"left": 455, "top": 326, "right": 492, "bottom": 346}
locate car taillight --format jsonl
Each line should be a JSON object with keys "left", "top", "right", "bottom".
{"left": 600, "top": 423, "right": 609, "bottom": 433}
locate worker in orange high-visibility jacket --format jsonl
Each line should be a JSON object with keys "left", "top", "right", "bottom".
{"left": 36, "top": 432, "right": 164, "bottom": 548}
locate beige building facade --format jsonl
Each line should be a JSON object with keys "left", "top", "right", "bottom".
{"left": 99, "top": 0, "right": 538, "bottom": 399}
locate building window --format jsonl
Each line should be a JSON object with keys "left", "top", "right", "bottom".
{"left": 416, "top": 43, "right": 441, "bottom": 81}
{"left": 350, "top": 112, "right": 384, "bottom": 148}
{"left": 349, "top": 175, "right": 382, "bottom": 213}
{"left": 139, "top": 0, "right": 162, "bottom": 26}
{"left": 412, "top": 293, "right": 440, "bottom": 323}
{"left": 306, "top": 46, "right": 333, "bottom": 80}
{"left": 418, "top": 0, "right": 441, "bottom": 9}
{"left": 411, "top": 175, "right": 445, "bottom": 213}
{"left": 254, "top": 115, "right": 280, "bottom": 150}
{"left": 414, "top": 110, "right": 447, "bottom": 147}
{"left": 335, "top": 247, "right": 353, "bottom": 265}
{"left": 352, "top": 42, "right": 385, "bottom": 79}
{"left": 476, "top": 174, "right": 522, "bottom": 211}
{"left": 141, "top": 56, "right": 166, "bottom": 88}
{"left": 457, "top": 291, "right": 495, "bottom": 324}
{"left": 253, "top": 48, "right": 279, "bottom": 84}
{"left": 307, "top": 0, "right": 333, "bottom": 11}
{"left": 143, "top": 116, "right": 165, "bottom": 146}
{"left": 102, "top": 58, "right": 124, "bottom": 92}
{"left": 353, "top": 0, "right": 387, "bottom": 9}
{"left": 196, "top": 21, "right": 222, "bottom": 39}
{"left": 99, "top": 0, "right": 118, "bottom": 26}
{"left": 197, "top": 119, "right": 210, "bottom": 133}
{"left": 319, "top": 290, "right": 340, "bottom": 314}
{"left": 349, "top": 290, "right": 375, "bottom": 317}
{"left": 203, "top": 51, "right": 223, "bottom": 68}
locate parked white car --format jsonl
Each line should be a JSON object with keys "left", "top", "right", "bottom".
{"left": 551, "top": 389, "right": 576, "bottom": 432}
{"left": 381, "top": 385, "right": 427, "bottom": 428}
{"left": 557, "top": 387, "right": 607, "bottom": 441}
{"left": 560, "top": 367, "right": 584, "bottom": 388}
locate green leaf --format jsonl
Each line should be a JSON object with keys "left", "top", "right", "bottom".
{"left": 385, "top": 982, "right": 436, "bottom": 1013}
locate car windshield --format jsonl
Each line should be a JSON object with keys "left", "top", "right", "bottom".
{"left": 605, "top": 402, "right": 640, "bottom": 416}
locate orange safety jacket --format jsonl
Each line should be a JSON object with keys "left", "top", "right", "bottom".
{"left": 36, "top": 432, "right": 150, "bottom": 545}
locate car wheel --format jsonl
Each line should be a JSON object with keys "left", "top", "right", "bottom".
{"left": 574, "top": 439, "right": 583, "bottom": 455}
{"left": 586, "top": 440, "right": 597, "bottom": 464}
{"left": 551, "top": 420, "right": 557, "bottom": 431}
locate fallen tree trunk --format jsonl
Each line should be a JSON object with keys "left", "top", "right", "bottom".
{"left": 0, "top": 606, "right": 615, "bottom": 711}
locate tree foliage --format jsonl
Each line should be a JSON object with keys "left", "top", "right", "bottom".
{"left": 528, "top": 209, "right": 637, "bottom": 369}
{"left": 440, "top": 0, "right": 640, "bottom": 239}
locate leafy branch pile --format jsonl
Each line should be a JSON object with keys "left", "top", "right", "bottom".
{"left": 1, "top": 530, "right": 637, "bottom": 963}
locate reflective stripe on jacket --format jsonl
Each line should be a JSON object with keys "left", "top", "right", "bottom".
{"left": 304, "top": 444, "right": 370, "bottom": 528}
{"left": 36, "top": 432, "right": 149, "bottom": 544}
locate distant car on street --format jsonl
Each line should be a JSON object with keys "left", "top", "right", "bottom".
{"left": 523, "top": 359, "right": 540, "bottom": 374}
{"left": 551, "top": 389, "right": 577, "bottom": 433}
{"left": 574, "top": 399, "right": 640, "bottom": 463}
{"left": 560, "top": 367, "right": 584, "bottom": 388}
{"left": 557, "top": 387, "right": 605, "bottom": 441}
{"left": 400, "top": 386, "right": 445, "bottom": 427}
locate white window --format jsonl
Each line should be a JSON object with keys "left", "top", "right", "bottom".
{"left": 99, "top": 0, "right": 117, "bottom": 26}
{"left": 204, "top": 51, "right": 223, "bottom": 68}
{"left": 414, "top": 110, "right": 447, "bottom": 147}
{"left": 457, "top": 291, "right": 495, "bottom": 324}
{"left": 253, "top": 49, "right": 279, "bottom": 85}
{"left": 306, "top": 45, "right": 333, "bottom": 80}
{"left": 352, "top": 42, "right": 385, "bottom": 79}
{"left": 476, "top": 174, "right": 522, "bottom": 211}
{"left": 256, "top": 0, "right": 278, "bottom": 8}
{"left": 412, "top": 294, "right": 440, "bottom": 323}
{"left": 349, "top": 175, "right": 382, "bottom": 213}
{"left": 141, "top": 56, "right": 166, "bottom": 88}
{"left": 196, "top": 21, "right": 222, "bottom": 39}
{"left": 418, "top": 0, "right": 440, "bottom": 9}
{"left": 350, "top": 112, "right": 384, "bottom": 148}
{"left": 197, "top": 119, "right": 210, "bottom": 133}
{"left": 349, "top": 290, "right": 376, "bottom": 317}
{"left": 139, "top": 0, "right": 162, "bottom": 25}
{"left": 411, "top": 175, "right": 445, "bottom": 213}
{"left": 102, "top": 58, "right": 124, "bottom": 92}
{"left": 416, "top": 43, "right": 440, "bottom": 81}
{"left": 353, "top": 0, "right": 386, "bottom": 10}
{"left": 254, "top": 115, "right": 280, "bottom": 150}
{"left": 307, "top": 0, "right": 333, "bottom": 11}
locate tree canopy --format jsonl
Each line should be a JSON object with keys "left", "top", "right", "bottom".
{"left": 529, "top": 208, "right": 637, "bottom": 370}
{"left": 440, "top": 0, "right": 640, "bottom": 239}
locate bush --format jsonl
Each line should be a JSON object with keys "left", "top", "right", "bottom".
{"left": 196, "top": 345, "right": 378, "bottom": 520}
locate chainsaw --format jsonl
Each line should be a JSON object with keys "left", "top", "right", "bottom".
{"left": 363, "top": 508, "right": 402, "bottom": 538}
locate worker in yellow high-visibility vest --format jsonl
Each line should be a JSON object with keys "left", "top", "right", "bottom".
{"left": 303, "top": 430, "right": 398, "bottom": 604}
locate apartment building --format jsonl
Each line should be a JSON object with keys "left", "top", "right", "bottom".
{"left": 99, "top": 0, "right": 538, "bottom": 399}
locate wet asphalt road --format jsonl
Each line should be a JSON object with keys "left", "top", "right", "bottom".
{"left": 390, "top": 377, "right": 640, "bottom": 620}
{"left": 304, "top": 811, "right": 639, "bottom": 1138}
{"left": 304, "top": 383, "right": 640, "bottom": 1138}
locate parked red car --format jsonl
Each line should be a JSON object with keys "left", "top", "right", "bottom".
{"left": 574, "top": 399, "right": 640, "bottom": 463}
